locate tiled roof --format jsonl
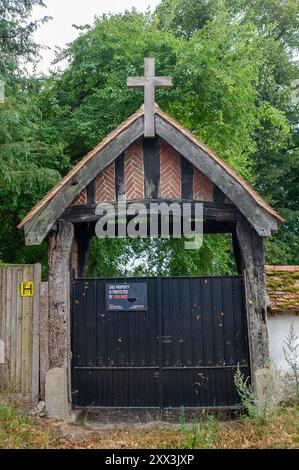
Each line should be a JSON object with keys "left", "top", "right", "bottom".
{"left": 266, "top": 266, "right": 299, "bottom": 315}
{"left": 18, "top": 104, "right": 283, "bottom": 230}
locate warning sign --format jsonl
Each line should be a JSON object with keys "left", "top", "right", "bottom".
{"left": 106, "top": 282, "right": 147, "bottom": 311}
{"left": 20, "top": 282, "right": 34, "bottom": 297}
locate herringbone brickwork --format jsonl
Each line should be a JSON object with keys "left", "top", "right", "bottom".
{"left": 72, "top": 190, "right": 87, "bottom": 205}
{"left": 193, "top": 167, "right": 213, "bottom": 201}
{"left": 124, "top": 138, "right": 144, "bottom": 200}
{"left": 95, "top": 162, "right": 116, "bottom": 203}
{"left": 159, "top": 139, "right": 181, "bottom": 198}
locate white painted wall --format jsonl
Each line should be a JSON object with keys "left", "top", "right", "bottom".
{"left": 267, "top": 315, "right": 299, "bottom": 371}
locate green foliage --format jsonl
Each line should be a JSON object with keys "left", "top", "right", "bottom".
{"left": 0, "top": 1, "right": 298, "bottom": 272}
{"left": 265, "top": 210, "right": 299, "bottom": 265}
{"left": 283, "top": 322, "right": 299, "bottom": 401}
{"left": 156, "top": 0, "right": 299, "bottom": 266}
{"left": 234, "top": 367, "right": 270, "bottom": 422}
{"left": 0, "top": 89, "right": 68, "bottom": 263}
{"left": 178, "top": 408, "right": 219, "bottom": 449}
{"left": 87, "top": 238, "right": 135, "bottom": 277}
{"left": 0, "top": 400, "right": 57, "bottom": 449}
{"left": 87, "top": 235, "right": 236, "bottom": 277}
{"left": 0, "top": 1, "right": 70, "bottom": 264}
{"left": 37, "top": 7, "right": 293, "bottom": 274}
{"left": 0, "top": 0, "right": 49, "bottom": 84}
{"left": 234, "top": 367, "right": 258, "bottom": 419}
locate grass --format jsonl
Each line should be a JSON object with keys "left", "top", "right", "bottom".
{"left": 0, "top": 400, "right": 58, "bottom": 449}
{"left": 0, "top": 397, "right": 299, "bottom": 449}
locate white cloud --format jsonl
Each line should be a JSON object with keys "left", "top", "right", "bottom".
{"left": 32, "top": 0, "right": 162, "bottom": 74}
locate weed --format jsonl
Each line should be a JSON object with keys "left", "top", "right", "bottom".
{"left": 283, "top": 322, "right": 299, "bottom": 401}
{"left": 234, "top": 366, "right": 271, "bottom": 423}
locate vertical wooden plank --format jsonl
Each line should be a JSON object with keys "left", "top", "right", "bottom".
{"left": 39, "top": 282, "right": 49, "bottom": 400}
{"left": 21, "top": 266, "right": 32, "bottom": 397}
{"left": 27, "top": 266, "right": 34, "bottom": 397}
{"left": 5, "top": 267, "right": 12, "bottom": 386}
{"left": 0, "top": 268, "right": 5, "bottom": 386}
{"left": 143, "top": 137, "right": 160, "bottom": 198}
{"left": 181, "top": 156, "right": 193, "bottom": 199}
{"left": 32, "top": 264, "right": 41, "bottom": 402}
{"left": 115, "top": 153, "right": 125, "bottom": 199}
{"left": 15, "top": 267, "right": 23, "bottom": 392}
{"left": 10, "top": 267, "right": 17, "bottom": 387}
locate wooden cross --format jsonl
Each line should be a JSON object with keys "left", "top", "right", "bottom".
{"left": 127, "top": 58, "right": 172, "bottom": 137}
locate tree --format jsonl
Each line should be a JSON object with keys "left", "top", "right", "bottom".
{"left": 156, "top": 0, "right": 299, "bottom": 264}
{"left": 0, "top": 0, "right": 49, "bottom": 84}
{"left": 0, "top": 1, "right": 69, "bottom": 265}
{"left": 37, "top": 9, "right": 291, "bottom": 275}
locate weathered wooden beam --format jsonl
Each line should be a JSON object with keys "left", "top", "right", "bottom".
{"left": 143, "top": 138, "right": 160, "bottom": 199}
{"left": 115, "top": 152, "right": 125, "bottom": 200}
{"left": 39, "top": 281, "right": 49, "bottom": 400}
{"left": 155, "top": 115, "right": 278, "bottom": 236}
{"left": 181, "top": 157, "right": 193, "bottom": 199}
{"left": 48, "top": 221, "right": 74, "bottom": 369}
{"left": 71, "top": 223, "right": 92, "bottom": 278}
{"left": 235, "top": 216, "right": 270, "bottom": 377}
{"left": 86, "top": 180, "right": 96, "bottom": 204}
{"left": 61, "top": 200, "right": 238, "bottom": 224}
{"left": 24, "top": 117, "right": 144, "bottom": 245}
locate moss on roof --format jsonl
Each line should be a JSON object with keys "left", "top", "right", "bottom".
{"left": 266, "top": 269, "right": 299, "bottom": 314}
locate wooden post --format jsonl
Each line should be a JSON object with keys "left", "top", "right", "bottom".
{"left": 71, "top": 223, "right": 92, "bottom": 278}
{"left": 235, "top": 217, "right": 270, "bottom": 379}
{"left": 48, "top": 221, "right": 74, "bottom": 370}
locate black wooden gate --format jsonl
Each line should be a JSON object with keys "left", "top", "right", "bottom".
{"left": 71, "top": 276, "right": 249, "bottom": 409}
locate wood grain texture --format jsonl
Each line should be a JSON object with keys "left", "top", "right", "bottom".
{"left": 0, "top": 264, "right": 41, "bottom": 400}
{"left": 235, "top": 217, "right": 270, "bottom": 377}
{"left": 143, "top": 138, "right": 160, "bottom": 199}
{"left": 48, "top": 221, "right": 74, "bottom": 370}
{"left": 39, "top": 282, "right": 49, "bottom": 400}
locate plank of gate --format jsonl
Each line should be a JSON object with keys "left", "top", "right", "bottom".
{"left": 39, "top": 281, "right": 49, "bottom": 400}
{"left": 21, "top": 266, "right": 32, "bottom": 396}
{"left": 16, "top": 267, "right": 23, "bottom": 392}
{"left": 6, "top": 267, "right": 12, "bottom": 387}
{"left": 0, "top": 268, "right": 6, "bottom": 385}
{"left": 32, "top": 264, "right": 41, "bottom": 401}
{"left": 10, "top": 267, "right": 17, "bottom": 386}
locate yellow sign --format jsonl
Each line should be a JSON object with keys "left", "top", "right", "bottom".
{"left": 20, "top": 282, "right": 34, "bottom": 297}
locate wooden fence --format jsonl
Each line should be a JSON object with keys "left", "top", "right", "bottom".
{"left": 0, "top": 264, "right": 41, "bottom": 401}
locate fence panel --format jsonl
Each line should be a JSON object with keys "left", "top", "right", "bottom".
{"left": 0, "top": 264, "right": 41, "bottom": 401}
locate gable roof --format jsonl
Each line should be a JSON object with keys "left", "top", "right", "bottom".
{"left": 18, "top": 106, "right": 144, "bottom": 230}
{"left": 18, "top": 104, "right": 283, "bottom": 245}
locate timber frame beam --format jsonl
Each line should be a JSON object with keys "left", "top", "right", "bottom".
{"left": 61, "top": 200, "right": 239, "bottom": 224}
{"left": 234, "top": 216, "right": 270, "bottom": 375}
